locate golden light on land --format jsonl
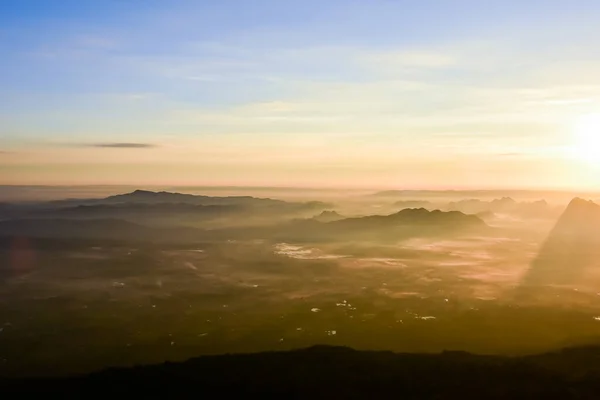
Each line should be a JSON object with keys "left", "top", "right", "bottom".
{"left": 571, "top": 113, "right": 600, "bottom": 164}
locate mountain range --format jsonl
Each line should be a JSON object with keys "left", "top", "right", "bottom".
{"left": 49, "top": 189, "right": 333, "bottom": 210}
{"left": 0, "top": 206, "right": 487, "bottom": 243}
{"left": 249, "top": 208, "right": 487, "bottom": 242}
{"left": 447, "top": 197, "right": 556, "bottom": 217}
{"left": 0, "top": 190, "right": 334, "bottom": 223}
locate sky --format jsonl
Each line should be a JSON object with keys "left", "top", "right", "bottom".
{"left": 2, "top": 0, "right": 600, "bottom": 189}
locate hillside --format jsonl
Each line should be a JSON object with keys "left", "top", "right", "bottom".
{"left": 3, "top": 345, "right": 600, "bottom": 398}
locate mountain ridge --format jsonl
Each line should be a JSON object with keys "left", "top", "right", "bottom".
{"left": 45, "top": 190, "right": 332, "bottom": 209}
{"left": 0, "top": 208, "right": 487, "bottom": 243}
{"left": 3, "top": 344, "right": 600, "bottom": 397}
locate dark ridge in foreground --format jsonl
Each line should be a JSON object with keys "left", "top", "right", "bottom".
{"left": 3, "top": 345, "right": 600, "bottom": 398}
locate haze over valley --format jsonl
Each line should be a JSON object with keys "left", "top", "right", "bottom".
{"left": 2, "top": 187, "right": 600, "bottom": 378}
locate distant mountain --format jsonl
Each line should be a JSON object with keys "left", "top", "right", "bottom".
{"left": 5, "top": 191, "right": 333, "bottom": 223}
{"left": 447, "top": 198, "right": 516, "bottom": 214}
{"left": 275, "top": 208, "right": 487, "bottom": 242}
{"left": 393, "top": 200, "right": 432, "bottom": 209}
{"left": 46, "top": 190, "right": 330, "bottom": 209}
{"left": 312, "top": 210, "right": 344, "bottom": 222}
{"left": 523, "top": 198, "right": 600, "bottom": 287}
{"left": 50, "top": 190, "right": 288, "bottom": 207}
{"left": 447, "top": 197, "right": 558, "bottom": 218}
{"left": 490, "top": 196, "right": 517, "bottom": 211}
{"left": 518, "top": 199, "right": 549, "bottom": 214}
{"left": 330, "top": 208, "right": 483, "bottom": 229}
{"left": 369, "top": 189, "right": 591, "bottom": 199}
{"left": 0, "top": 208, "right": 486, "bottom": 244}
{"left": 371, "top": 190, "right": 493, "bottom": 197}
{"left": 5, "top": 345, "right": 600, "bottom": 398}
{"left": 108, "top": 189, "right": 202, "bottom": 204}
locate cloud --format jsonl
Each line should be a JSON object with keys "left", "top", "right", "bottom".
{"left": 74, "top": 35, "right": 119, "bottom": 51}
{"left": 89, "top": 143, "right": 157, "bottom": 149}
{"left": 183, "top": 75, "right": 220, "bottom": 82}
{"left": 363, "top": 49, "right": 457, "bottom": 70}
{"left": 496, "top": 153, "right": 522, "bottom": 157}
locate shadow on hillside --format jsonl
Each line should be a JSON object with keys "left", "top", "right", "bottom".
{"left": 521, "top": 222, "right": 595, "bottom": 288}
{"left": 518, "top": 199, "right": 600, "bottom": 300}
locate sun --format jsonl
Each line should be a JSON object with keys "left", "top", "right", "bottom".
{"left": 572, "top": 113, "right": 600, "bottom": 164}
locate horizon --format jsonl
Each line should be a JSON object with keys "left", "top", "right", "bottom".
{"left": 2, "top": 1, "right": 600, "bottom": 189}
{"left": 6, "top": 183, "right": 600, "bottom": 193}
{"left": 3, "top": 184, "right": 600, "bottom": 203}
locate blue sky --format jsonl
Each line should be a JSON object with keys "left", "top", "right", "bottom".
{"left": 2, "top": 0, "right": 600, "bottom": 188}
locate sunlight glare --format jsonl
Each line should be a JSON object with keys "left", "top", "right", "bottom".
{"left": 572, "top": 113, "right": 600, "bottom": 164}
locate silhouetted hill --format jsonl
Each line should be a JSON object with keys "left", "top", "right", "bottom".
{"left": 448, "top": 197, "right": 516, "bottom": 214}
{"left": 491, "top": 197, "right": 519, "bottom": 214}
{"left": 518, "top": 199, "right": 549, "bottom": 215}
{"left": 3, "top": 345, "right": 600, "bottom": 398}
{"left": 274, "top": 208, "right": 487, "bottom": 242}
{"left": 49, "top": 190, "right": 330, "bottom": 209}
{"left": 35, "top": 191, "right": 334, "bottom": 221}
{"left": 447, "top": 197, "right": 558, "bottom": 218}
{"left": 371, "top": 190, "right": 497, "bottom": 197}
{"left": 330, "top": 208, "right": 484, "bottom": 229}
{"left": 104, "top": 190, "right": 286, "bottom": 206}
{"left": 312, "top": 210, "right": 344, "bottom": 222}
{"left": 0, "top": 191, "right": 336, "bottom": 224}
{"left": 522, "top": 198, "right": 600, "bottom": 287}
{"left": 0, "top": 208, "right": 486, "bottom": 244}
{"left": 393, "top": 200, "right": 432, "bottom": 209}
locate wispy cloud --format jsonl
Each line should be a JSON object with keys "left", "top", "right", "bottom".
{"left": 497, "top": 152, "right": 523, "bottom": 157}
{"left": 88, "top": 143, "right": 157, "bottom": 149}
{"left": 74, "top": 35, "right": 119, "bottom": 51}
{"left": 363, "top": 49, "right": 457, "bottom": 70}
